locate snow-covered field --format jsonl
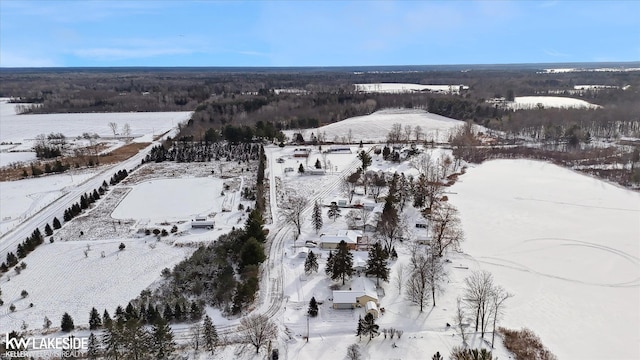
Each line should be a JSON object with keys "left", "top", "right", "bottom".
{"left": 0, "top": 172, "right": 96, "bottom": 234}
{"left": 0, "top": 239, "right": 191, "bottom": 334}
{"left": 0, "top": 98, "right": 191, "bottom": 148}
{"left": 449, "top": 160, "right": 640, "bottom": 360}
{"left": 355, "top": 83, "right": 467, "bottom": 94}
{"left": 508, "top": 96, "right": 600, "bottom": 110}
{"left": 288, "top": 109, "right": 466, "bottom": 144}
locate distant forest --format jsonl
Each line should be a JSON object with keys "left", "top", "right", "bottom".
{"left": 1, "top": 65, "right": 639, "bottom": 143}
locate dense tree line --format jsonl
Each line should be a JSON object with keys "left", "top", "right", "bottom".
{"left": 144, "top": 141, "right": 261, "bottom": 163}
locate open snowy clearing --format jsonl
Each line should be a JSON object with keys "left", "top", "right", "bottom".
{"left": 508, "top": 96, "right": 600, "bottom": 110}
{"left": 0, "top": 239, "right": 192, "bottom": 335}
{"left": 0, "top": 99, "right": 191, "bottom": 144}
{"left": 287, "top": 109, "right": 466, "bottom": 144}
{"left": 449, "top": 159, "right": 640, "bottom": 360}
{"left": 0, "top": 171, "right": 97, "bottom": 234}
{"left": 355, "top": 83, "right": 467, "bottom": 94}
{"left": 111, "top": 177, "right": 224, "bottom": 221}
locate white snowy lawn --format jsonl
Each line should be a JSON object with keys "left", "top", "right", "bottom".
{"left": 449, "top": 159, "right": 640, "bottom": 360}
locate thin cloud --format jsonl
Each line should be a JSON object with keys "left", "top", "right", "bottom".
{"left": 73, "top": 47, "right": 192, "bottom": 61}
{"left": 0, "top": 51, "right": 59, "bottom": 67}
{"left": 543, "top": 48, "right": 570, "bottom": 58}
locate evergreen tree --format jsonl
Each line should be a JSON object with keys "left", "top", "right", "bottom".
{"left": 432, "top": 351, "right": 444, "bottom": 360}
{"left": 52, "top": 217, "right": 61, "bottom": 229}
{"left": 61, "top": 312, "right": 75, "bottom": 332}
{"left": 202, "top": 314, "right": 218, "bottom": 354}
{"left": 89, "top": 307, "right": 102, "bottom": 330}
{"left": 115, "top": 305, "right": 126, "bottom": 325}
{"left": 92, "top": 189, "right": 100, "bottom": 200}
{"left": 174, "top": 302, "right": 184, "bottom": 322}
{"left": 356, "top": 315, "right": 364, "bottom": 341}
{"left": 311, "top": 201, "right": 323, "bottom": 234}
{"left": 87, "top": 333, "right": 100, "bottom": 359}
{"left": 103, "top": 309, "right": 113, "bottom": 329}
{"left": 16, "top": 243, "right": 26, "bottom": 258}
{"left": 298, "top": 163, "right": 305, "bottom": 174}
{"left": 44, "top": 223, "right": 53, "bottom": 236}
{"left": 359, "top": 313, "right": 379, "bottom": 340}
{"left": 330, "top": 240, "right": 354, "bottom": 285}
{"left": 325, "top": 251, "right": 334, "bottom": 276}
{"left": 152, "top": 318, "right": 176, "bottom": 359}
{"left": 304, "top": 250, "right": 319, "bottom": 275}
{"left": 245, "top": 209, "right": 266, "bottom": 242}
{"left": 240, "top": 237, "right": 266, "bottom": 269}
{"left": 80, "top": 194, "right": 88, "bottom": 209}
{"left": 308, "top": 297, "right": 318, "bottom": 317}
{"left": 358, "top": 150, "right": 372, "bottom": 173}
{"left": 122, "top": 319, "right": 151, "bottom": 360}
{"left": 327, "top": 202, "right": 341, "bottom": 222}
{"left": 163, "top": 304, "right": 173, "bottom": 322}
{"left": 125, "top": 302, "right": 138, "bottom": 321}
{"left": 315, "top": 158, "right": 322, "bottom": 169}
{"left": 102, "top": 321, "right": 123, "bottom": 360}
{"left": 145, "top": 303, "right": 159, "bottom": 325}
{"left": 64, "top": 209, "right": 71, "bottom": 222}
{"left": 365, "top": 242, "right": 390, "bottom": 286}
{"left": 190, "top": 301, "right": 203, "bottom": 321}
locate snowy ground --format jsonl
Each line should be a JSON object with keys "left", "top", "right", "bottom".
{"left": 0, "top": 239, "right": 191, "bottom": 334}
{"left": 508, "top": 96, "right": 600, "bottom": 110}
{"left": 0, "top": 171, "right": 97, "bottom": 234}
{"left": 0, "top": 98, "right": 191, "bottom": 145}
{"left": 449, "top": 159, "right": 640, "bottom": 360}
{"left": 286, "top": 109, "right": 466, "bottom": 144}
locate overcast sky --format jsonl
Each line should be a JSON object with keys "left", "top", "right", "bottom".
{"left": 1, "top": 0, "right": 639, "bottom": 67}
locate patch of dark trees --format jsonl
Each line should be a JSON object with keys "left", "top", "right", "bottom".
{"left": 143, "top": 141, "right": 261, "bottom": 163}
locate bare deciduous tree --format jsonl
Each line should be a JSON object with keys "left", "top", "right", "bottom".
{"left": 190, "top": 322, "right": 202, "bottom": 351}
{"left": 463, "top": 270, "right": 495, "bottom": 338}
{"left": 414, "top": 125, "right": 423, "bottom": 142}
{"left": 430, "top": 203, "right": 464, "bottom": 256}
{"left": 346, "top": 343, "right": 362, "bottom": 360}
{"left": 239, "top": 314, "right": 277, "bottom": 354}
{"left": 280, "top": 193, "right": 308, "bottom": 240}
{"left": 490, "top": 286, "right": 513, "bottom": 348}
{"left": 108, "top": 122, "right": 118, "bottom": 137}
{"left": 122, "top": 123, "right": 132, "bottom": 142}
{"left": 387, "top": 123, "right": 403, "bottom": 144}
{"left": 342, "top": 170, "right": 361, "bottom": 204}
{"left": 404, "top": 124, "right": 413, "bottom": 142}
{"left": 405, "top": 251, "right": 430, "bottom": 312}
{"left": 455, "top": 297, "right": 468, "bottom": 347}
{"left": 394, "top": 264, "right": 405, "bottom": 294}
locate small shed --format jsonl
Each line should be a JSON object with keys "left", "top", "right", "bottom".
{"left": 191, "top": 216, "right": 215, "bottom": 229}
{"left": 365, "top": 301, "right": 379, "bottom": 319}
